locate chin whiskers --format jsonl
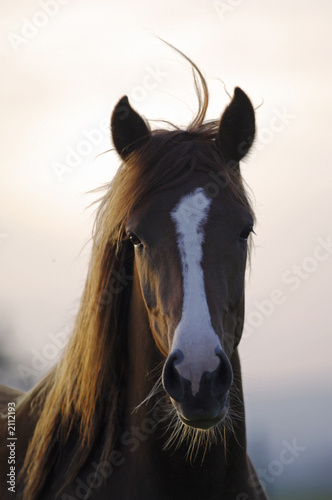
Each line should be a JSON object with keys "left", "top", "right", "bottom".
{"left": 161, "top": 400, "right": 226, "bottom": 464}
{"left": 132, "top": 372, "right": 244, "bottom": 465}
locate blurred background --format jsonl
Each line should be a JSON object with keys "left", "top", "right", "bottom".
{"left": 1, "top": 1, "right": 331, "bottom": 498}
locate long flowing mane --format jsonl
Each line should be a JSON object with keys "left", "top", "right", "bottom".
{"left": 17, "top": 50, "right": 254, "bottom": 499}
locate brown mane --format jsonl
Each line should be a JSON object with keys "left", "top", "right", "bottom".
{"left": 18, "top": 54, "right": 254, "bottom": 499}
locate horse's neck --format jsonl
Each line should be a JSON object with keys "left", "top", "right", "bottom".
{"left": 122, "top": 265, "right": 257, "bottom": 499}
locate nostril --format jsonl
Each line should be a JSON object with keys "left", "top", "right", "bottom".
{"left": 162, "top": 349, "right": 185, "bottom": 402}
{"left": 213, "top": 347, "right": 233, "bottom": 399}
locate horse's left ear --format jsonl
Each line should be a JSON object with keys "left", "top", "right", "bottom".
{"left": 217, "top": 87, "right": 255, "bottom": 163}
{"left": 111, "top": 96, "right": 150, "bottom": 160}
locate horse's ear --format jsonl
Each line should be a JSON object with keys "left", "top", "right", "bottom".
{"left": 217, "top": 87, "right": 255, "bottom": 163}
{"left": 111, "top": 96, "right": 150, "bottom": 160}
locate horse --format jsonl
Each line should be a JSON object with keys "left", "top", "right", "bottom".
{"left": 0, "top": 52, "right": 268, "bottom": 500}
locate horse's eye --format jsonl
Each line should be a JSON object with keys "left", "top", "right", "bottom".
{"left": 129, "top": 232, "right": 142, "bottom": 247}
{"left": 239, "top": 227, "right": 254, "bottom": 242}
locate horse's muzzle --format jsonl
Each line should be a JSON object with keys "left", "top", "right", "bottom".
{"left": 162, "top": 348, "right": 233, "bottom": 429}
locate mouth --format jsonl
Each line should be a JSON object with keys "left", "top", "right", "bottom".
{"left": 178, "top": 405, "right": 228, "bottom": 430}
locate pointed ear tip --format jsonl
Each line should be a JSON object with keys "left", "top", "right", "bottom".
{"left": 234, "top": 86, "right": 243, "bottom": 94}
{"left": 111, "top": 95, "right": 130, "bottom": 129}
{"left": 116, "top": 95, "right": 129, "bottom": 107}
{"left": 232, "top": 87, "right": 255, "bottom": 118}
{"left": 233, "top": 87, "right": 251, "bottom": 102}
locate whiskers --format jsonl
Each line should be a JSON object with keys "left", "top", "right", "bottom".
{"left": 162, "top": 402, "right": 226, "bottom": 464}
{"left": 133, "top": 378, "right": 243, "bottom": 465}
{"left": 132, "top": 376, "right": 164, "bottom": 413}
{"left": 132, "top": 370, "right": 243, "bottom": 465}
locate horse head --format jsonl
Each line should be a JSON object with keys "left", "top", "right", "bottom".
{"left": 111, "top": 87, "right": 255, "bottom": 431}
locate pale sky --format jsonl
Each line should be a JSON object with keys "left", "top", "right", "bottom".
{"left": 1, "top": 1, "right": 332, "bottom": 466}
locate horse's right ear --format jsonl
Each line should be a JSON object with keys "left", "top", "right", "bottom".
{"left": 111, "top": 96, "right": 150, "bottom": 160}
{"left": 217, "top": 87, "right": 255, "bottom": 163}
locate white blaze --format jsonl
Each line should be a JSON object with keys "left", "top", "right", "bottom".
{"left": 171, "top": 187, "right": 221, "bottom": 396}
